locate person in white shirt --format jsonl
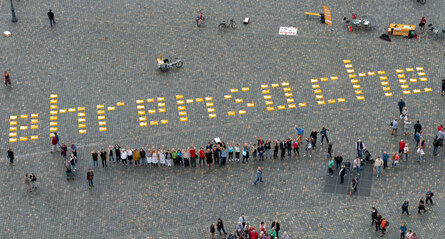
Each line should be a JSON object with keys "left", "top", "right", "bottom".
{"left": 120, "top": 149, "right": 128, "bottom": 165}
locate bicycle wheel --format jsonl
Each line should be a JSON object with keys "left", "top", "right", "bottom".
{"left": 231, "top": 21, "right": 237, "bottom": 29}
{"left": 197, "top": 18, "right": 202, "bottom": 27}
{"left": 175, "top": 60, "right": 183, "bottom": 68}
{"left": 218, "top": 23, "right": 226, "bottom": 31}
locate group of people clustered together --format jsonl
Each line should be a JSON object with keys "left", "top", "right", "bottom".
{"left": 210, "top": 215, "right": 288, "bottom": 239}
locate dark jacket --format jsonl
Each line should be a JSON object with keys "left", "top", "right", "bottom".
{"left": 210, "top": 224, "right": 215, "bottom": 233}
{"left": 414, "top": 123, "right": 422, "bottom": 132}
{"left": 334, "top": 155, "right": 343, "bottom": 164}
{"left": 7, "top": 150, "right": 14, "bottom": 160}
{"left": 48, "top": 11, "right": 54, "bottom": 19}
{"left": 271, "top": 221, "right": 280, "bottom": 231}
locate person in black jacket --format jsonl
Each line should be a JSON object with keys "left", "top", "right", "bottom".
{"left": 100, "top": 149, "right": 107, "bottom": 167}
{"left": 216, "top": 218, "right": 227, "bottom": 236}
{"left": 310, "top": 129, "right": 319, "bottom": 148}
{"left": 286, "top": 138, "right": 292, "bottom": 156}
{"left": 413, "top": 120, "right": 422, "bottom": 136}
{"left": 47, "top": 9, "right": 56, "bottom": 27}
{"left": 334, "top": 153, "right": 343, "bottom": 171}
{"left": 7, "top": 148, "right": 14, "bottom": 165}
{"left": 271, "top": 220, "right": 281, "bottom": 237}
{"left": 339, "top": 165, "right": 346, "bottom": 184}
{"left": 280, "top": 139, "right": 286, "bottom": 160}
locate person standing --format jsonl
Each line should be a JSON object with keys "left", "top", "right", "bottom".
{"left": 234, "top": 144, "right": 241, "bottom": 161}
{"left": 382, "top": 151, "right": 389, "bottom": 169}
{"left": 24, "top": 174, "right": 31, "bottom": 192}
{"left": 4, "top": 71, "right": 12, "bottom": 86}
{"left": 286, "top": 138, "right": 292, "bottom": 156}
{"left": 127, "top": 148, "right": 133, "bottom": 164}
{"left": 392, "top": 118, "right": 399, "bottom": 136}
{"left": 320, "top": 127, "right": 329, "bottom": 145}
{"left": 380, "top": 217, "right": 388, "bottom": 237}
{"left": 425, "top": 189, "right": 434, "bottom": 204}
{"left": 238, "top": 214, "right": 247, "bottom": 228}
{"left": 102, "top": 149, "right": 111, "bottom": 166}
{"left": 253, "top": 166, "right": 263, "bottom": 185}
{"left": 114, "top": 144, "right": 121, "bottom": 163}
{"left": 205, "top": 148, "right": 213, "bottom": 167}
{"left": 334, "top": 153, "right": 343, "bottom": 171}
{"left": 398, "top": 139, "right": 406, "bottom": 156}
{"left": 442, "top": 79, "right": 445, "bottom": 96}
{"left": 51, "top": 133, "right": 59, "bottom": 152}
{"left": 279, "top": 139, "right": 286, "bottom": 160}
{"left": 91, "top": 150, "right": 99, "bottom": 168}
{"left": 413, "top": 120, "right": 422, "bottom": 136}
{"left": 70, "top": 153, "right": 77, "bottom": 171}
{"left": 438, "top": 128, "right": 444, "bottom": 146}
{"left": 292, "top": 139, "right": 299, "bottom": 156}
{"left": 353, "top": 157, "right": 360, "bottom": 175}
{"left": 419, "top": 17, "right": 426, "bottom": 31}
{"left": 375, "top": 157, "right": 383, "bottom": 178}
{"left": 190, "top": 147, "right": 197, "bottom": 167}
{"left": 403, "top": 118, "right": 411, "bottom": 136}
{"left": 108, "top": 146, "right": 114, "bottom": 162}
{"left": 374, "top": 213, "right": 382, "bottom": 231}
{"left": 60, "top": 143, "right": 68, "bottom": 159}
{"left": 120, "top": 148, "right": 128, "bottom": 166}
{"left": 418, "top": 198, "right": 426, "bottom": 213}
{"left": 404, "top": 143, "right": 410, "bottom": 161}
{"left": 220, "top": 147, "right": 227, "bottom": 166}
{"left": 216, "top": 218, "right": 227, "bottom": 236}
{"left": 258, "top": 144, "right": 264, "bottom": 161}
{"left": 48, "top": 9, "right": 56, "bottom": 27}
{"left": 87, "top": 169, "right": 94, "bottom": 188}
{"left": 265, "top": 139, "right": 272, "bottom": 159}
{"left": 401, "top": 200, "right": 410, "bottom": 215}
{"left": 433, "top": 136, "right": 440, "bottom": 156}
{"left": 400, "top": 224, "right": 407, "bottom": 239}
{"left": 30, "top": 173, "right": 37, "bottom": 189}
{"left": 339, "top": 165, "right": 346, "bottom": 184}
{"left": 209, "top": 223, "right": 216, "bottom": 239}
{"left": 273, "top": 140, "right": 279, "bottom": 159}
{"left": 416, "top": 146, "right": 424, "bottom": 164}
{"left": 296, "top": 125, "right": 304, "bottom": 145}
{"left": 242, "top": 144, "right": 249, "bottom": 163}
{"left": 371, "top": 207, "right": 378, "bottom": 226}
{"left": 344, "top": 159, "right": 351, "bottom": 175}
{"left": 271, "top": 220, "right": 280, "bottom": 237}
{"left": 198, "top": 147, "right": 205, "bottom": 166}
{"left": 7, "top": 148, "right": 14, "bottom": 165}
{"left": 327, "top": 142, "right": 333, "bottom": 158}
{"left": 392, "top": 153, "right": 399, "bottom": 167}
{"left": 70, "top": 142, "right": 78, "bottom": 158}
{"left": 398, "top": 98, "right": 405, "bottom": 115}
{"left": 356, "top": 140, "right": 365, "bottom": 158}
{"left": 328, "top": 158, "right": 334, "bottom": 177}
{"left": 310, "top": 129, "right": 319, "bottom": 148}
{"left": 304, "top": 138, "right": 313, "bottom": 157}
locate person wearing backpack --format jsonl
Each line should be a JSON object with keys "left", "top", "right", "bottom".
{"left": 380, "top": 217, "right": 388, "bottom": 237}
{"left": 401, "top": 200, "right": 409, "bottom": 215}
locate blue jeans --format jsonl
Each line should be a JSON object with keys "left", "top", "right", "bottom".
{"left": 417, "top": 154, "right": 423, "bottom": 163}
{"left": 109, "top": 154, "right": 114, "bottom": 161}
{"left": 376, "top": 166, "right": 381, "bottom": 177}
{"left": 220, "top": 157, "right": 226, "bottom": 166}
{"left": 336, "top": 162, "right": 342, "bottom": 171}
{"left": 321, "top": 135, "right": 329, "bottom": 143}
{"left": 141, "top": 157, "right": 147, "bottom": 165}
{"left": 433, "top": 146, "right": 438, "bottom": 155}
{"left": 218, "top": 228, "right": 227, "bottom": 235}
{"left": 355, "top": 167, "right": 360, "bottom": 174}
{"left": 93, "top": 160, "right": 99, "bottom": 168}
{"left": 88, "top": 179, "right": 93, "bottom": 187}
{"left": 253, "top": 176, "right": 263, "bottom": 184}
{"left": 405, "top": 153, "right": 408, "bottom": 161}
{"left": 357, "top": 149, "right": 363, "bottom": 159}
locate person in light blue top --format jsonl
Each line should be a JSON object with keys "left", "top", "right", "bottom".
{"left": 253, "top": 167, "right": 263, "bottom": 185}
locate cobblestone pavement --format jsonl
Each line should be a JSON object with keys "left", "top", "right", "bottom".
{"left": 0, "top": 0, "right": 444, "bottom": 238}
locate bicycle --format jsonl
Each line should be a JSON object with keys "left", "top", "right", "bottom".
{"left": 196, "top": 10, "right": 205, "bottom": 27}
{"left": 416, "top": 0, "right": 426, "bottom": 4}
{"left": 218, "top": 19, "right": 236, "bottom": 31}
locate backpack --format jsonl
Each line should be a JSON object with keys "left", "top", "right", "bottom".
{"left": 32, "top": 175, "right": 37, "bottom": 182}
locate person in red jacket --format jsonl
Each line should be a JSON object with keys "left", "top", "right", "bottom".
{"left": 198, "top": 147, "right": 205, "bottom": 166}
{"left": 398, "top": 139, "right": 405, "bottom": 156}
{"left": 249, "top": 229, "right": 259, "bottom": 239}
{"left": 51, "top": 133, "right": 59, "bottom": 153}
{"left": 190, "top": 147, "right": 197, "bottom": 167}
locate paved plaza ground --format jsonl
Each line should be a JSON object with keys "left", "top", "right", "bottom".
{"left": 1, "top": 0, "right": 444, "bottom": 238}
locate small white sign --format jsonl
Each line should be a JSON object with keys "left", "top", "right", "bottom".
{"left": 214, "top": 137, "right": 221, "bottom": 143}
{"left": 3, "top": 31, "right": 11, "bottom": 37}
{"left": 279, "top": 27, "right": 298, "bottom": 36}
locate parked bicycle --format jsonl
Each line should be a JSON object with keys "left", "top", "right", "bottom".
{"left": 218, "top": 19, "right": 236, "bottom": 31}
{"left": 196, "top": 10, "right": 205, "bottom": 27}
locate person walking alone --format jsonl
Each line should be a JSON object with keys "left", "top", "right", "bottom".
{"left": 398, "top": 98, "right": 405, "bottom": 115}
{"left": 253, "top": 166, "right": 263, "bottom": 185}
{"left": 320, "top": 127, "right": 329, "bottom": 145}
{"left": 48, "top": 9, "right": 56, "bottom": 27}
{"left": 339, "top": 165, "right": 346, "bottom": 184}
{"left": 401, "top": 200, "right": 410, "bottom": 215}
{"left": 7, "top": 148, "right": 14, "bottom": 165}
{"left": 87, "top": 169, "right": 94, "bottom": 188}
{"left": 4, "top": 71, "right": 12, "bottom": 87}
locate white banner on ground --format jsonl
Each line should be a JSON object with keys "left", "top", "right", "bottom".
{"left": 279, "top": 27, "right": 298, "bottom": 36}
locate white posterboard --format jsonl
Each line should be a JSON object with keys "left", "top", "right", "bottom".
{"left": 279, "top": 27, "right": 298, "bottom": 36}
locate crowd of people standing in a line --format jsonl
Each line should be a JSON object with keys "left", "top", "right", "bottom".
{"left": 210, "top": 214, "right": 288, "bottom": 239}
